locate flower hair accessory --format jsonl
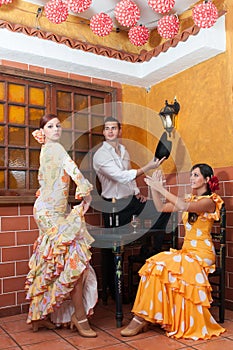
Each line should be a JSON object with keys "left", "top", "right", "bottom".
{"left": 32, "top": 129, "right": 45, "bottom": 144}
{"left": 208, "top": 175, "right": 219, "bottom": 192}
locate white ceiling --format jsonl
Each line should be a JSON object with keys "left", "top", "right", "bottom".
{"left": 0, "top": 1, "right": 226, "bottom": 88}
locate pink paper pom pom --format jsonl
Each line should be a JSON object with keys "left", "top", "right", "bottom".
{"left": 90, "top": 13, "right": 113, "bottom": 37}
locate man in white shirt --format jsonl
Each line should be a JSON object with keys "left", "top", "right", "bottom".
{"left": 93, "top": 116, "right": 165, "bottom": 227}
{"left": 93, "top": 117, "right": 165, "bottom": 303}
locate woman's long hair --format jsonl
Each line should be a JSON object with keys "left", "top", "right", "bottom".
{"left": 188, "top": 163, "right": 214, "bottom": 224}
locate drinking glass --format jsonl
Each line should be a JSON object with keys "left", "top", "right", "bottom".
{"left": 131, "top": 215, "right": 138, "bottom": 233}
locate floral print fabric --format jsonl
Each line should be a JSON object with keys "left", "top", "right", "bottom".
{"left": 132, "top": 193, "right": 226, "bottom": 340}
{"left": 25, "top": 142, "right": 97, "bottom": 323}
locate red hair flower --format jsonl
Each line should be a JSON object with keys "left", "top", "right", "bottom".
{"left": 32, "top": 129, "right": 45, "bottom": 144}
{"left": 208, "top": 175, "right": 219, "bottom": 192}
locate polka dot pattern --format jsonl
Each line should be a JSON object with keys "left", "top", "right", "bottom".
{"left": 132, "top": 194, "right": 225, "bottom": 340}
{"left": 114, "top": 0, "right": 140, "bottom": 27}
{"left": 147, "top": 0, "right": 175, "bottom": 14}
{"left": 192, "top": 1, "right": 218, "bottom": 29}
{"left": 45, "top": 0, "right": 68, "bottom": 24}
{"left": 90, "top": 13, "right": 113, "bottom": 37}
{"left": 191, "top": 240, "right": 197, "bottom": 247}
{"left": 196, "top": 272, "right": 205, "bottom": 284}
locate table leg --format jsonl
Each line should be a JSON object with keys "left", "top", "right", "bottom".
{"left": 113, "top": 244, "right": 123, "bottom": 328}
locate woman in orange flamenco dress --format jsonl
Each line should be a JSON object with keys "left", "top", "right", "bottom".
{"left": 25, "top": 114, "right": 98, "bottom": 337}
{"left": 121, "top": 163, "right": 226, "bottom": 340}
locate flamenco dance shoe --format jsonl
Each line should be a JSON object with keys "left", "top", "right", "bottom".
{"left": 70, "top": 314, "right": 97, "bottom": 338}
{"left": 120, "top": 317, "right": 148, "bottom": 337}
{"left": 31, "top": 319, "right": 56, "bottom": 332}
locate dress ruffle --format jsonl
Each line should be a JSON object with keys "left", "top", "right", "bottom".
{"left": 132, "top": 193, "right": 225, "bottom": 340}
{"left": 25, "top": 205, "right": 96, "bottom": 323}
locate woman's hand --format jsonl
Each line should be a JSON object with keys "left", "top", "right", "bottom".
{"left": 82, "top": 194, "right": 92, "bottom": 214}
{"left": 144, "top": 170, "right": 165, "bottom": 194}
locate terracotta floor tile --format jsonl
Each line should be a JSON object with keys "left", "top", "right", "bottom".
{"left": 0, "top": 314, "right": 26, "bottom": 324}
{"left": 10, "top": 329, "right": 59, "bottom": 346}
{"left": 0, "top": 328, "right": 6, "bottom": 336}
{"left": 99, "top": 343, "right": 137, "bottom": 349}
{"left": 190, "top": 337, "right": 233, "bottom": 350}
{"left": 106, "top": 325, "right": 158, "bottom": 341}
{"left": 177, "top": 337, "right": 217, "bottom": 347}
{"left": 1, "top": 319, "right": 32, "bottom": 334}
{"left": 0, "top": 307, "right": 233, "bottom": 350}
{"left": 225, "top": 309, "right": 233, "bottom": 321}
{"left": 54, "top": 326, "right": 75, "bottom": 338}
{"left": 91, "top": 315, "right": 119, "bottom": 330}
{"left": 126, "top": 333, "right": 184, "bottom": 350}
{"left": 21, "top": 338, "right": 77, "bottom": 350}
{"left": 0, "top": 333, "right": 19, "bottom": 348}
{"left": 221, "top": 320, "right": 233, "bottom": 336}
{"left": 67, "top": 329, "right": 121, "bottom": 349}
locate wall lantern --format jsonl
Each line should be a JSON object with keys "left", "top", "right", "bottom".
{"left": 159, "top": 98, "right": 180, "bottom": 136}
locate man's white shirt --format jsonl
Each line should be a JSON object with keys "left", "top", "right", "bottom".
{"left": 93, "top": 141, "right": 139, "bottom": 199}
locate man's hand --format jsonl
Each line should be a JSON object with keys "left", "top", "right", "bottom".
{"left": 136, "top": 156, "right": 166, "bottom": 178}
{"left": 135, "top": 193, "right": 147, "bottom": 202}
{"left": 144, "top": 156, "right": 166, "bottom": 172}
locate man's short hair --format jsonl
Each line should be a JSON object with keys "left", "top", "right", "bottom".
{"left": 104, "top": 116, "right": 121, "bottom": 129}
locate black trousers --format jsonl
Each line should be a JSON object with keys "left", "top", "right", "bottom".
{"left": 101, "top": 195, "right": 145, "bottom": 302}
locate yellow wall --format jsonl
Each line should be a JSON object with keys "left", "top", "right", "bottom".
{"left": 121, "top": 0, "right": 233, "bottom": 174}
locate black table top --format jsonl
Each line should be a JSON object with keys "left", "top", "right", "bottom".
{"left": 88, "top": 225, "right": 154, "bottom": 249}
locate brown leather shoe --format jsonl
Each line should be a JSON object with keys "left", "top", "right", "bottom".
{"left": 70, "top": 314, "right": 97, "bottom": 338}
{"left": 121, "top": 317, "right": 148, "bottom": 337}
{"left": 31, "top": 319, "right": 56, "bottom": 332}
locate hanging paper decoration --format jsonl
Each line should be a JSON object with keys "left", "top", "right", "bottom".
{"left": 192, "top": 0, "right": 218, "bottom": 28}
{"left": 114, "top": 0, "right": 140, "bottom": 27}
{"left": 0, "top": 0, "right": 12, "bottom": 5}
{"left": 128, "top": 25, "right": 149, "bottom": 46}
{"left": 45, "top": 0, "right": 69, "bottom": 24}
{"left": 90, "top": 13, "right": 113, "bottom": 37}
{"left": 67, "top": 0, "right": 92, "bottom": 14}
{"left": 157, "top": 14, "right": 179, "bottom": 39}
{"left": 147, "top": 0, "right": 175, "bottom": 14}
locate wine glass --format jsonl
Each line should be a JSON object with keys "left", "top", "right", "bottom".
{"left": 131, "top": 215, "right": 138, "bottom": 233}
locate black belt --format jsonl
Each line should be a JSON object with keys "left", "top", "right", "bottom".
{"left": 102, "top": 196, "right": 133, "bottom": 202}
